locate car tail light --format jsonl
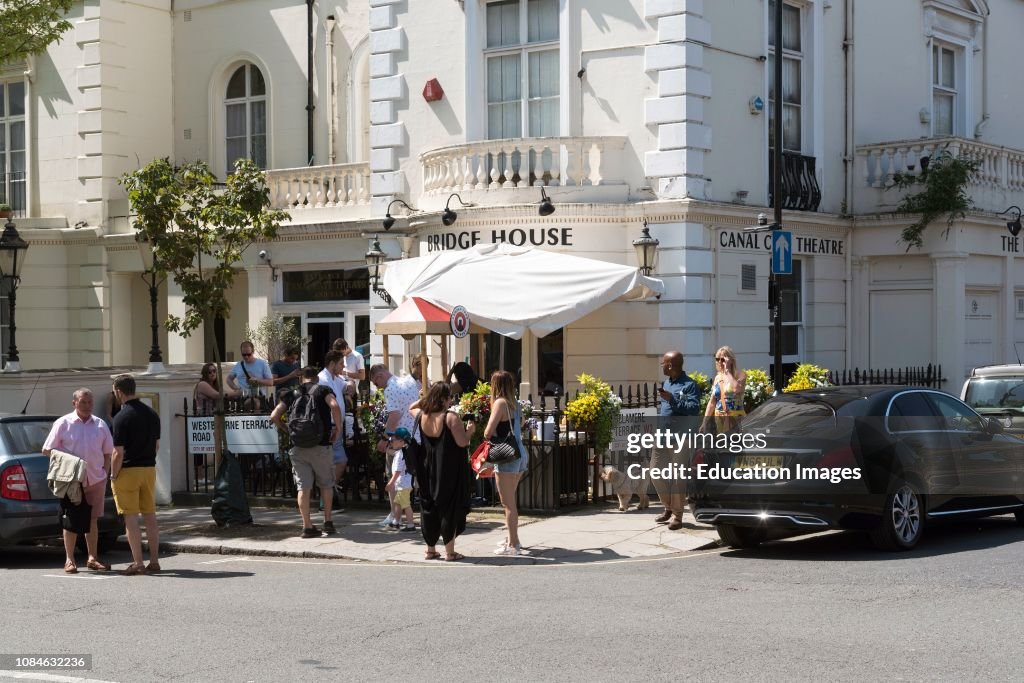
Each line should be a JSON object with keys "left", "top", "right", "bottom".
{"left": 1, "top": 463, "right": 31, "bottom": 501}
{"left": 818, "top": 445, "right": 857, "bottom": 469}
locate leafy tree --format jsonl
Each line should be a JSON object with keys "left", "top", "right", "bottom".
{"left": 1, "top": 0, "right": 75, "bottom": 65}
{"left": 890, "top": 151, "right": 981, "bottom": 250}
{"left": 120, "top": 158, "right": 290, "bottom": 471}
{"left": 244, "top": 314, "right": 309, "bottom": 366}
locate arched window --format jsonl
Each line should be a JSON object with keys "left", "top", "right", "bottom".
{"left": 225, "top": 63, "right": 267, "bottom": 175}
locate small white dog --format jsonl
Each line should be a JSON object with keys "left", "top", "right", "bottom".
{"left": 600, "top": 465, "right": 650, "bottom": 512}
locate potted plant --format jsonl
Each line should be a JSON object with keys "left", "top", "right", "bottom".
{"left": 0, "top": 203, "right": 12, "bottom": 219}
{"left": 564, "top": 374, "right": 622, "bottom": 454}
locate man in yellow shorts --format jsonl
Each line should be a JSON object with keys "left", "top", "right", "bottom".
{"left": 110, "top": 374, "right": 162, "bottom": 575}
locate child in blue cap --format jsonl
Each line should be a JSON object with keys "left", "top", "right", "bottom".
{"left": 384, "top": 427, "right": 416, "bottom": 531}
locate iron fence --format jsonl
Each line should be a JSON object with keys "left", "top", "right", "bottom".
{"left": 1, "top": 171, "right": 26, "bottom": 217}
{"left": 826, "top": 365, "right": 945, "bottom": 388}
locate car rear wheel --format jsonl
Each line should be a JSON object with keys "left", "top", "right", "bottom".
{"left": 717, "top": 524, "right": 767, "bottom": 549}
{"left": 870, "top": 482, "right": 923, "bottom": 551}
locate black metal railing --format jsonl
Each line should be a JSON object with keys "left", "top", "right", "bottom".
{"left": 769, "top": 151, "right": 822, "bottom": 212}
{"left": 826, "top": 365, "right": 946, "bottom": 388}
{"left": 1, "top": 171, "right": 27, "bottom": 217}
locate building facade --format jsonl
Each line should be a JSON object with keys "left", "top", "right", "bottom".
{"left": 1, "top": 0, "right": 1021, "bottom": 393}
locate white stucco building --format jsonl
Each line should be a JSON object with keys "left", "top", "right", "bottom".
{"left": 1, "top": 0, "right": 1022, "bottom": 395}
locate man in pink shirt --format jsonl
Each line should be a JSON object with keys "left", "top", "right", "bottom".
{"left": 43, "top": 388, "right": 114, "bottom": 573}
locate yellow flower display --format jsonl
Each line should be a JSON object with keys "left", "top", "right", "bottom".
{"left": 565, "top": 373, "right": 622, "bottom": 453}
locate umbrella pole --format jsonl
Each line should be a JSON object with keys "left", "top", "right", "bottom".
{"left": 382, "top": 334, "right": 389, "bottom": 369}
{"left": 419, "top": 334, "right": 428, "bottom": 397}
{"left": 441, "top": 335, "right": 449, "bottom": 381}
{"left": 476, "top": 333, "right": 484, "bottom": 380}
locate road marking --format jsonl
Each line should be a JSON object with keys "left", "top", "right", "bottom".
{"left": 41, "top": 575, "right": 116, "bottom": 581}
{"left": 0, "top": 670, "right": 119, "bottom": 683}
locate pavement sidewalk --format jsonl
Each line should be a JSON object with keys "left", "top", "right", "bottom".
{"left": 155, "top": 504, "right": 722, "bottom": 565}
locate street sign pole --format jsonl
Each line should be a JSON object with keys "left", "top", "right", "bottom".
{"left": 771, "top": 0, "right": 784, "bottom": 394}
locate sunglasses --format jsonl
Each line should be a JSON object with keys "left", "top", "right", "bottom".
{"left": 242, "top": 353, "right": 253, "bottom": 358}
{"left": 715, "top": 357, "right": 728, "bottom": 362}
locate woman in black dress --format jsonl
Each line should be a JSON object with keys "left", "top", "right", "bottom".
{"left": 410, "top": 383, "right": 475, "bottom": 561}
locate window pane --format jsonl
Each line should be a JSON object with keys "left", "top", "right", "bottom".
{"left": 528, "top": 49, "right": 559, "bottom": 98}
{"left": 226, "top": 103, "right": 246, "bottom": 136}
{"left": 487, "top": 54, "right": 520, "bottom": 104}
{"left": 782, "top": 4, "right": 800, "bottom": 52}
{"left": 783, "top": 103, "right": 801, "bottom": 151}
{"left": 249, "top": 65, "right": 266, "bottom": 96}
{"left": 250, "top": 101, "right": 266, "bottom": 135}
{"left": 0, "top": 84, "right": 4, "bottom": 118}
{"left": 226, "top": 138, "right": 246, "bottom": 172}
{"left": 8, "top": 81, "right": 25, "bottom": 116}
{"left": 932, "top": 45, "right": 940, "bottom": 86}
{"left": 251, "top": 134, "right": 267, "bottom": 169}
{"left": 527, "top": 0, "right": 559, "bottom": 43}
{"left": 768, "top": 1, "right": 777, "bottom": 47}
{"left": 933, "top": 93, "right": 953, "bottom": 136}
{"left": 486, "top": 0, "right": 519, "bottom": 48}
{"left": 782, "top": 57, "right": 800, "bottom": 103}
{"left": 528, "top": 97, "right": 558, "bottom": 137}
{"left": 941, "top": 48, "right": 955, "bottom": 89}
{"left": 226, "top": 66, "right": 247, "bottom": 99}
{"left": 501, "top": 102, "right": 522, "bottom": 138}
{"left": 9, "top": 150, "right": 25, "bottom": 174}
{"left": 10, "top": 120, "right": 25, "bottom": 152}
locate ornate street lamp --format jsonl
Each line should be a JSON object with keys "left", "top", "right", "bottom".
{"left": 135, "top": 232, "right": 165, "bottom": 373}
{"left": 632, "top": 220, "right": 660, "bottom": 276}
{"left": 0, "top": 216, "right": 29, "bottom": 371}
{"left": 365, "top": 236, "right": 392, "bottom": 305}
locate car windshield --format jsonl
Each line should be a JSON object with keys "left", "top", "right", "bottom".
{"left": 742, "top": 398, "right": 836, "bottom": 434}
{"left": 0, "top": 420, "right": 54, "bottom": 455}
{"left": 964, "top": 378, "right": 1024, "bottom": 413}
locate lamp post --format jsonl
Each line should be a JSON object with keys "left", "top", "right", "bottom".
{"left": 365, "top": 236, "right": 392, "bottom": 305}
{"left": 770, "top": 0, "right": 784, "bottom": 393}
{"left": 0, "top": 216, "right": 29, "bottom": 372}
{"left": 136, "top": 233, "right": 165, "bottom": 374}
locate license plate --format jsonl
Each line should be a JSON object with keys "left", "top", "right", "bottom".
{"left": 734, "top": 455, "right": 783, "bottom": 469}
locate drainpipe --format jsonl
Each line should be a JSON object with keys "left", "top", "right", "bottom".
{"left": 326, "top": 14, "right": 336, "bottom": 165}
{"left": 973, "top": 10, "right": 990, "bottom": 139}
{"left": 306, "top": 0, "right": 315, "bottom": 166}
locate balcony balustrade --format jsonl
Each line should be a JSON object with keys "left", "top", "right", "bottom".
{"left": 265, "top": 163, "right": 371, "bottom": 215}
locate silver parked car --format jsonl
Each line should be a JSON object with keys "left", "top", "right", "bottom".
{"left": 961, "top": 365, "right": 1024, "bottom": 438}
{"left": 0, "top": 414, "right": 123, "bottom": 550}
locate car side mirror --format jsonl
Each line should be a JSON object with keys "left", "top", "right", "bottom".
{"left": 986, "top": 417, "right": 1004, "bottom": 435}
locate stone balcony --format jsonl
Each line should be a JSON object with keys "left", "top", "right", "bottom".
{"left": 417, "top": 136, "right": 630, "bottom": 210}
{"left": 855, "top": 136, "right": 1024, "bottom": 216}
{"left": 265, "top": 162, "right": 372, "bottom": 225}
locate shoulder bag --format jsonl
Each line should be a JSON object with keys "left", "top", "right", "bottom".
{"left": 485, "top": 401, "right": 521, "bottom": 464}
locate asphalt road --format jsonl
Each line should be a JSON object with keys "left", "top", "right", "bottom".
{"left": 2, "top": 516, "right": 1023, "bottom": 682}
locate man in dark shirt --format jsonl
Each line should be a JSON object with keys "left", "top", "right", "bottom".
{"left": 110, "top": 374, "right": 162, "bottom": 575}
{"left": 653, "top": 351, "right": 701, "bottom": 530}
{"left": 270, "top": 367, "right": 343, "bottom": 538}
{"left": 271, "top": 347, "right": 301, "bottom": 400}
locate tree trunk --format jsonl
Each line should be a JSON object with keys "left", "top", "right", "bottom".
{"left": 209, "top": 314, "right": 227, "bottom": 472}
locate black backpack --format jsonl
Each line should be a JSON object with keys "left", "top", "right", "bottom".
{"left": 288, "top": 384, "right": 325, "bottom": 448}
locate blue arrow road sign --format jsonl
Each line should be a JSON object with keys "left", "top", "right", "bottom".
{"left": 772, "top": 230, "right": 792, "bottom": 275}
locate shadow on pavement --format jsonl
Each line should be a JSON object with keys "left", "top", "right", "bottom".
{"left": 718, "top": 515, "right": 1024, "bottom": 561}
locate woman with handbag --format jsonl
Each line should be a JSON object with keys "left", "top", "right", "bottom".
{"left": 409, "top": 382, "right": 475, "bottom": 561}
{"left": 483, "top": 370, "right": 529, "bottom": 556}
{"left": 702, "top": 346, "right": 747, "bottom": 434}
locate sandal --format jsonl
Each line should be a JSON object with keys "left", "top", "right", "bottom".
{"left": 444, "top": 552, "right": 465, "bottom": 562}
{"left": 424, "top": 550, "right": 441, "bottom": 560}
{"left": 144, "top": 562, "right": 161, "bottom": 574}
{"left": 86, "top": 559, "right": 111, "bottom": 572}
{"left": 123, "top": 564, "right": 146, "bottom": 576}
{"left": 64, "top": 560, "right": 78, "bottom": 574}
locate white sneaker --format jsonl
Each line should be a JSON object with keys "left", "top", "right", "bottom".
{"left": 495, "top": 539, "right": 508, "bottom": 550}
{"left": 378, "top": 513, "right": 394, "bottom": 527}
{"left": 493, "top": 544, "right": 523, "bottom": 556}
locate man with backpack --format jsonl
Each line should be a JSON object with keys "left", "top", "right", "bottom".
{"left": 270, "top": 367, "right": 343, "bottom": 538}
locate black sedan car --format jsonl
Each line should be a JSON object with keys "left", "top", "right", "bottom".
{"left": 690, "top": 386, "right": 1024, "bottom": 551}
{"left": 0, "top": 414, "right": 123, "bottom": 551}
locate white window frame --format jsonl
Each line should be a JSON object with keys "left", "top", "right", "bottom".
{"left": 224, "top": 63, "right": 268, "bottom": 176}
{"left": 208, "top": 55, "right": 274, "bottom": 178}
{"left": 465, "top": 0, "right": 573, "bottom": 142}
{"left": 0, "top": 77, "right": 27, "bottom": 215}
{"left": 922, "top": 1, "right": 980, "bottom": 139}
{"left": 928, "top": 38, "right": 968, "bottom": 137}
{"left": 767, "top": 0, "right": 805, "bottom": 153}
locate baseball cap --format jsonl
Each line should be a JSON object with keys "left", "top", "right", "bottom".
{"left": 386, "top": 427, "right": 412, "bottom": 442}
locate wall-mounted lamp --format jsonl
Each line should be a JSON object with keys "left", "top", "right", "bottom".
{"left": 1000, "top": 206, "right": 1022, "bottom": 237}
{"left": 441, "top": 193, "right": 472, "bottom": 226}
{"left": 538, "top": 187, "right": 556, "bottom": 216}
{"left": 364, "top": 236, "right": 392, "bottom": 305}
{"left": 632, "top": 220, "right": 660, "bottom": 276}
{"left": 382, "top": 198, "right": 416, "bottom": 231}
{"left": 258, "top": 250, "right": 279, "bottom": 281}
